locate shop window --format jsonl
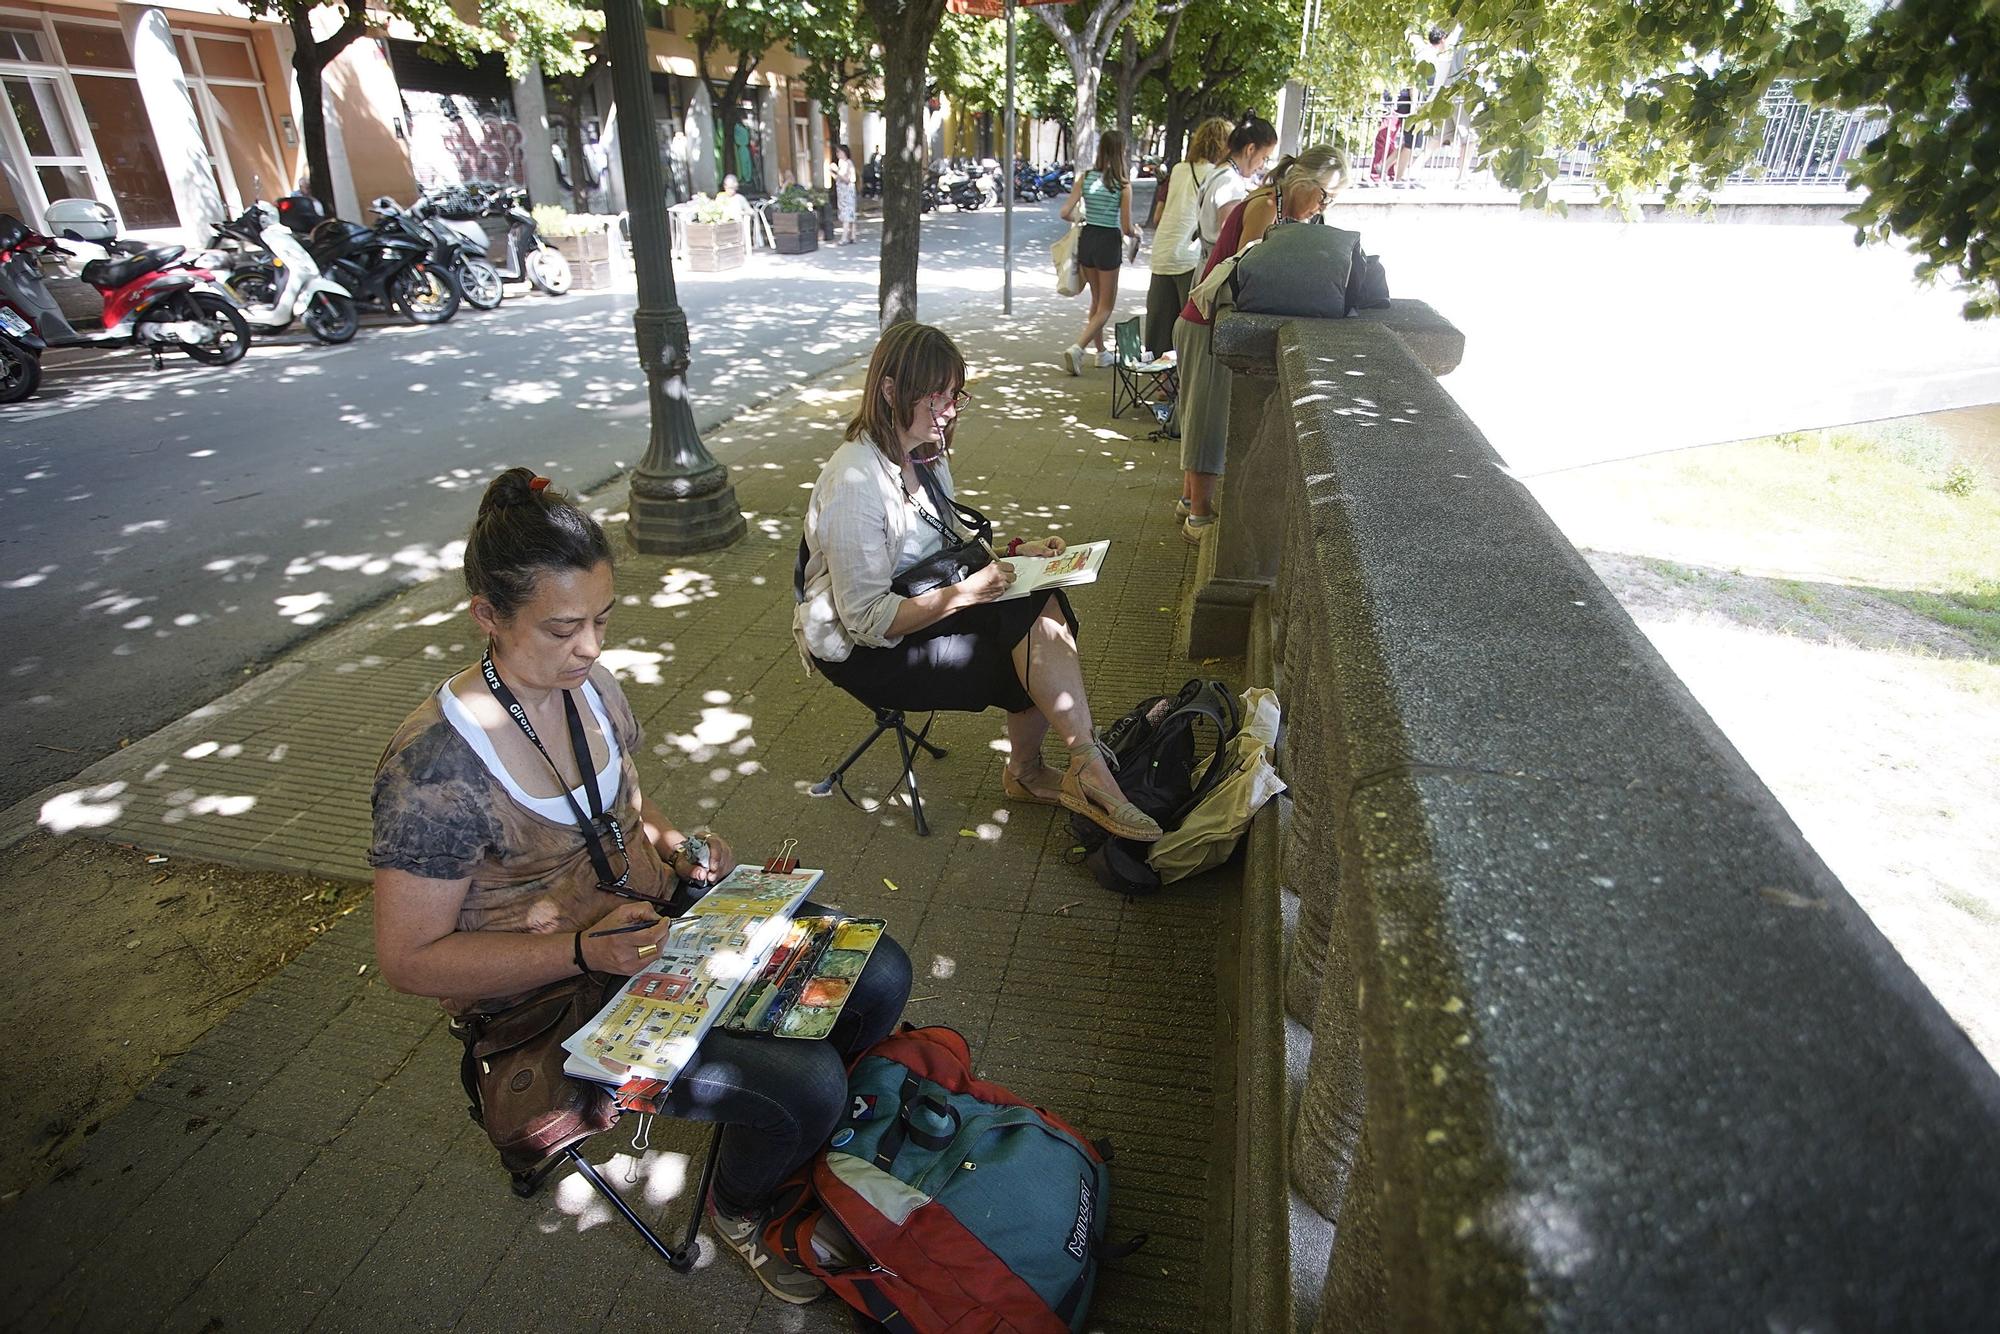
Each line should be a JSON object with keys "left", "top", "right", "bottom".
{"left": 55, "top": 22, "right": 132, "bottom": 72}
{"left": 70, "top": 75, "right": 176, "bottom": 227}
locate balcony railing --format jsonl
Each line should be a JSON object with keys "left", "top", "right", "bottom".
{"left": 1299, "top": 80, "right": 1885, "bottom": 190}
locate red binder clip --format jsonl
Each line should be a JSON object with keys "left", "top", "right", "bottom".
{"left": 763, "top": 838, "right": 799, "bottom": 874}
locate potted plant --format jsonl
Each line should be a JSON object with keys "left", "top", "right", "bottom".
{"left": 768, "top": 185, "right": 823, "bottom": 254}
{"left": 684, "top": 194, "right": 746, "bottom": 272}
{"left": 534, "top": 206, "right": 617, "bottom": 288}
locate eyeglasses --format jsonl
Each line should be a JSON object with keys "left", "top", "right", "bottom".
{"left": 923, "top": 389, "right": 971, "bottom": 412}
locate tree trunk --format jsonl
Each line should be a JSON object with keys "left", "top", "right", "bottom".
{"left": 871, "top": 16, "right": 929, "bottom": 326}
{"left": 1113, "top": 31, "right": 1138, "bottom": 145}
{"left": 290, "top": 13, "right": 332, "bottom": 210}
{"left": 558, "top": 76, "right": 591, "bottom": 212}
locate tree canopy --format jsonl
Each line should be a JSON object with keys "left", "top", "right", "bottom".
{"left": 1302, "top": 0, "right": 1999, "bottom": 317}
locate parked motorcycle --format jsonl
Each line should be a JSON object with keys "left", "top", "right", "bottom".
{"left": 920, "top": 168, "right": 942, "bottom": 214}
{"left": 280, "top": 193, "right": 462, "bottom": 325}
{"left": 1032, "top": 163, "right": 1074, "bottom": 197}
{"left": 398, "top": 191, "right": 505, "bottom": 311}
{"left": 0, "top": 209, "right": 251, "bottom": 372}
{"left": 862, "top": 155, "right": 883, "bottom": 198}
{"left": 938, "top": 162, "right": 984, "bottom": 211}
{"left": 0, "top": 310, "right": 43, "bottom": 404}
{"left": 1014, "top": 161, "right": 1043, "bottom": 201}
{"left": 200, "top": 202, "right": 358, "bottom": 344}
{"left": 443, "top": 184, "right": 569, "bottom": 295}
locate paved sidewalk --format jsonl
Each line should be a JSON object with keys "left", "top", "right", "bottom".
{"left": 2, "top": 284, "right": 1240, "bottom": 1331}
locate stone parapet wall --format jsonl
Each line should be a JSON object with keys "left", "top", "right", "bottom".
{"left": 1211, "top": 310, "right": 2000, "bottom": 1331}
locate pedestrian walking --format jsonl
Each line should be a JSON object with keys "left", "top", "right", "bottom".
{"left": 1058, "top": 130, "right": 1142, "bottom": 376}
{"left": 833, "top": 143, "right": 859, "bottom": 245}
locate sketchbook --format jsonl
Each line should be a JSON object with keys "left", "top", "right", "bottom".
{"left": 559, "top": 866, "right": 881, "bottom": 1104}
{"left": 995, "top": 539, "right": 1110, "bottom": 600}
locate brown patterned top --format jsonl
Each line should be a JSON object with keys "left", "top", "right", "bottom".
{"left": 369, "top": 665, "right": 675, "bottom": 1014}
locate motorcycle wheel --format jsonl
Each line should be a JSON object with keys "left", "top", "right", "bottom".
{"left": 459, "top": 258, "right": 504, "bottom": 311}
{"left": 303, "top": 291, "right": 360, "bottom": 344}
{"left": 223, "top": 267, "right": 279, "bottom": 307}
{"left": 525, "top": 247, "right": 572, "bottom": 295}
{"left": 179, "top": 291, "right": 252, "bottom": 365}
{"left": 0, "top": 339, "right": 40, "bottom": 404}
{"left": 390, "top": 262, "right": 462, "bottom": 324}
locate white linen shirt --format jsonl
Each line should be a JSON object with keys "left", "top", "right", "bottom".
{"left": 1150, "top": 160, "right": 1214, "bottom": 277}
{"left": 793, "top": 435, "right": 966, "bottom": 667}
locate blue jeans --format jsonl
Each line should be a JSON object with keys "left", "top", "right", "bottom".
{"left": 657, "top": 930, "right": 912, "bottom": 1215}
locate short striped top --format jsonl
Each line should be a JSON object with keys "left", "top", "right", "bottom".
{"left": 1080, "top": 171, "right": 1122, "bottom": 228}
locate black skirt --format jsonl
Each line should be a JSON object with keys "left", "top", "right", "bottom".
{"left": 814, "top": 590, "right": 1078, "bottom": 715}
{"left": 1076, "top": 224, "right": 1122, "bottom": 271}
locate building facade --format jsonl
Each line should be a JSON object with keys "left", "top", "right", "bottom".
{"left": 0, "top": 1, "right": 875, "bottom": 246}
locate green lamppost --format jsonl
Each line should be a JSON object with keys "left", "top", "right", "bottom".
{"left": 602, "top": 0, "right": 745, "bottom": 554}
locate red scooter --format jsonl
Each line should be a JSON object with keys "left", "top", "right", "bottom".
{"left": 0, "top": 212, "right": 251, "bottom": 373}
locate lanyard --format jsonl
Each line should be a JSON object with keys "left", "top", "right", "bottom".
{"left": 480, "top": 650, "right": 652, "bottom": 900}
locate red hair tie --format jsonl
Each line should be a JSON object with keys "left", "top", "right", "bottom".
{"left": 528, "top": 475, "right": 550, "bottom": 492}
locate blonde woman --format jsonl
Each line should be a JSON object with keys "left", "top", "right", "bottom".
{"left": 1173, "top": 146, "right": 1351, "bottom": 543}
{"left": 1058, "top": 130, "right": 1141, "bottom": 375}
{"left": 1145, "top": 117, "right": 1232, "bottom": 358}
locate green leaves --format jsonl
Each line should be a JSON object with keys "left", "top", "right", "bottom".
{"left": 1301, "top": 0, "right": 2000, "bottom": 318}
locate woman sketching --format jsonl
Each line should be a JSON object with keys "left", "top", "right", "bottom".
{"left": 794, "top": 322, "right": 1162, "bottom": 841}
{"left": 370, "top": 468, "right": 911, "bottom": 1306}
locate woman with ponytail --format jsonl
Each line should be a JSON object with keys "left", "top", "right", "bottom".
{"left": 370, "top": 467, "right": 912, "bottom": 1308}
{"left": 1197, "top": 114, "right": 1278, "bottom": 256}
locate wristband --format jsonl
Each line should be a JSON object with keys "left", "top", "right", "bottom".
{"left": 572, "top": 930, "right": 589, "bottom": 975}
{"left": 1006, "top": 537, "right": 1023, "bottom": 557}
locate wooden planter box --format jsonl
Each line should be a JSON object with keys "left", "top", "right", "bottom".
{"left": 769, "top": 208, "right": 818, "bottom": 254}
{"left": 551, "top": 231, "right": 614, "bottom": 289}
{"left": 685, "top": 219, "right": 746, "bottom": 272}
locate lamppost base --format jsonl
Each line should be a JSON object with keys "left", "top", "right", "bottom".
{"left": 627, "top": 484, "right": 748, "bottom": 555}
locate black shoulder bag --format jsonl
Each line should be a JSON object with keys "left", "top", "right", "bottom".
{"left": 890, "top": 459, "right": 994, "bottom": 597}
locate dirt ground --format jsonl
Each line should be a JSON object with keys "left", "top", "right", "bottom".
{"left": 0, "top": 834, "right": 359, "bottom": 1199}
{"left": 1530, "top": 421, "right": 2000, "bottom": 1071}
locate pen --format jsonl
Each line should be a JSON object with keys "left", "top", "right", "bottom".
{"left": 589, "top": 919, "right": 661, "bottom": 938}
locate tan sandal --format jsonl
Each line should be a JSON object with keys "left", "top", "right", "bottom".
{"left": 1001, "top": 763, "right": 1063, "bottom": 806}
{"left": 1059, "top": 741, "right": 1163, "bottom": 842}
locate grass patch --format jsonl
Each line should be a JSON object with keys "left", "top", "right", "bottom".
{"left": 1538, "top": 418, "right": 2000, "bottom": 659}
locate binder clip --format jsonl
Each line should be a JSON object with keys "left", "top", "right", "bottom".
{"left": 764, "top": 838, "right": 800, "bottom": 874}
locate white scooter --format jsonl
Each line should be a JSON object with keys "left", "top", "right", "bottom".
{"left": 201, "top": 202, "right": 359, "bottom": 344}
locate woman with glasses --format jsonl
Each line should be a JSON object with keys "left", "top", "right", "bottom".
{"left": 796, "top": 322, "right": 1162, "bottom": 842}
{"left": 1174, "top": 145, "right": 1349, "bottom": 545}
{"left": 369, "top": 468, "right": 912, "bottom": 1308}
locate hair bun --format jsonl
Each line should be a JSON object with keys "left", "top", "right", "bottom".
{"left": 477, "top": 466, "right": 544, "bottom": 520}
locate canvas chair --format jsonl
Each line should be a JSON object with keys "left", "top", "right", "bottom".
{"left": 795, "top": 538, "right": 950, "bottom": 837}
{"left": 1108, "top": 316, "right": 1176, "bottom": 424}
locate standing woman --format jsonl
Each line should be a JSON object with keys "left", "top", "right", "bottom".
{"left": 1144, "top": 117, "right": 1232, "bottom": 359}
{"left": 1058, "top": 130, "right": 1141, "bottom": 376}
{"left": 1198, "top": 115, "right": 1279, "bottom": 259}
{"left": 832, "top": 143, "right": 859, "bottom": 245}
{"left": 1172, "top": 146, "right": 1349, "bottom": 544}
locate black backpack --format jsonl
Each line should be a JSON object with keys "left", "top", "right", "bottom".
{"left": 1070, "top": 679, "right": 1242, "bottom": 895}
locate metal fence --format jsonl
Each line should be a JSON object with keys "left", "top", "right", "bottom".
{"left": 1300, "top": 80, "right": 1885, "bottom": 189}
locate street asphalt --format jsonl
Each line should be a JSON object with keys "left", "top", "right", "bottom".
{"left": 0, "top": 202, "right": 1076, "bottom": 808}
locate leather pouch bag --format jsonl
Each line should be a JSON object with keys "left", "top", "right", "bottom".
{"left": 890, "top": 462, "right": 994, "bottom": 598}
{"left": 462, "top": 973, "right": 618, "bottom": 1175}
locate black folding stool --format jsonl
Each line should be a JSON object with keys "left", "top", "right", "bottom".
{"left": 809, "top": 704, "right": 948, "bottom": 836}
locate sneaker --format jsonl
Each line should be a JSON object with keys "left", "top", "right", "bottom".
{"left": 1174, "top": 496, "right": 1193, "bottom": 518}
{"left": 706, "top": 1199, "right": 827, "bottom": 1305}
{"left": 1097, "top": 349, "right": 1117, "bottom": 368}
{"left": 1183, "top": 515, "right": 1215, "bottom": 546}
{"left": 1063, "top": 345, "right": 1084, "bottom": 376}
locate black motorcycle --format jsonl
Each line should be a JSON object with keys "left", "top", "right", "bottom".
{"left": 862, "top": 155, "right": 883, "bottom": 199}
{"left": 400, "top": 192, "right": 505, "bottom": 311}
{"left": 1014, "top": 162, "right": 1043, "bottom": 202}
{"left": 921, "top": 168, "right": 942, "bottom": 214}
{"left": 0, "top": 313, "right": 43, "bottom": 405}
{"left": 280, "top": 193, "right": 462, "bottom": 325}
